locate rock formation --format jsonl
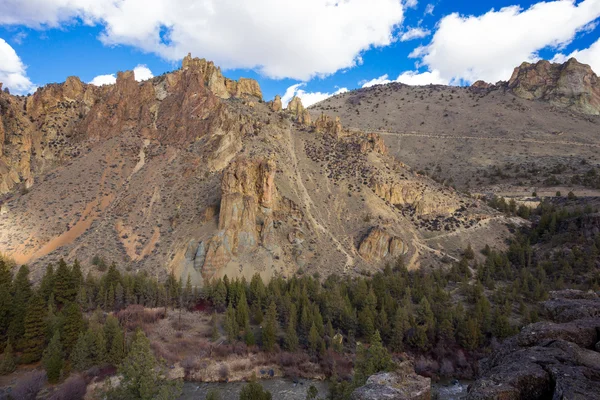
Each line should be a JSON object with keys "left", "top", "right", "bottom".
{"left": 286, "top": 96, "right": 311, "bottom": 125}
{"left": 358, "top": 227, "right": 407, "bottom": 262}
{"left": 270, "top": 95, "right": 282, "bottom": 112}
{"left": 351, "top": 361, "right": 431, "bottom": 400}
{"left": 467, "top": 290, "right": 600, "bottom": 400}
{"left": 507, "top": 58, "right": 600, "bottom": 115}
{"left": 314, "top": 113, "right": 343, "bottom": 136}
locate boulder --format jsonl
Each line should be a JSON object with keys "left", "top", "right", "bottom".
{"left": 271, "top": 95, "right": 282, "bottom": 112}
{"left": 351, "top": 362, "right": 431, "bottom": 400}
{"left": 358, "top": 228, "right": 407, "bottom": 262}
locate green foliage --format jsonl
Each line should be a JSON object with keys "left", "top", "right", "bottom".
{"left": 43, "top": 331, "right": 64, "bottom": 384}
{"left": 0, "top": 340, "right": 16, "bottom": 375}
{"left": 21, "top": 292, "right": 48, "bottom": 363}
{"left": 0, "top": 260, "right": 13, "bottom": 350}
{"left": 107, "top": 329, "right": 182, "bottom": 400}
{"left": 8, "top": 265, "right": 32, "bottom": 349}
{"left": 61, "top": 302, "right": 84, "bottom": 356}
{"left": 239, "top": 378, "right": 272, "bottom": 400}
{"left": 261, "top": 301, "right": 278, "bottom": 351}
{"left": 306, "top": 385, "right": 319, "bottom": 400}
{"left": 353, "top": 330, "right": 394, "bottom": 387}
{"left": 206, "top": 389, "right": 222, "bottom": 400}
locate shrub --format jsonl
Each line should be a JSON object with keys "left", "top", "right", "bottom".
{"left": 48, "top": 374, "right": 87, "bottom": 400}
{"left": 10, "top": 371, "right": 47, "bottom": 400}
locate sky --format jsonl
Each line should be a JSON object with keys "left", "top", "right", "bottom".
{"left": 0, "top": 0, "right": 599, "bottom": 107}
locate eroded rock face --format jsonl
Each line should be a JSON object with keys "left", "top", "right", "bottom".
{"left": 198, "top": 157, "right": 278, "bottom": 280}
{"left": 351, "top": 362, "right": 431, "bottom": 400}
{"left": 371, "top": 178, "right": 458, "bottom": 216}
{"left": 360, "top": 133, "right": 388, "bottom": 155}
{"left": 358, "top": 227, "right": 407, "bottom": 262}
{"left": 286, "top": 96, "right": 311, "bottom": 125}
{"left": 270, "top": 95, "right": 282, "bottom": 112}
{"left": 314, "top": 113, "right": 343, "bottom": 136}
{"left": 467, "top": 290, "right": 600, "bottom": 400}
{"left": 182, "top": 53, "right": 262, "bottom": 100}
{"left": 507, "top": 58, "right": 600, "bottom": 115}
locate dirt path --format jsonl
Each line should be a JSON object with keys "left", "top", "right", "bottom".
{"left": 356, "top": 129, "right": 600, "bottom": 148}
{"left": 285, "top": 126, "right": 355, "bottom": 270}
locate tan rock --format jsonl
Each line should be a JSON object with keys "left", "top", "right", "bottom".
{"left": 358, "top": 227, "right": 407, "bottom": 262}
{"left": 371, "top": 178, "right": 457, "bottom": 216}
{"left": 271, "top": 95, "right": 283, "bottom": 112}
{"left": 314, "top": 113, "right": 343, "bottom": 136}
{"left": 286, "top": 96, "right": 311, "bottom": 125}
{"left": 508, "top": 58, "right": 600, "bottom": 115}
{"left": 360, "top": 133, "right": 387, "bottom": 155}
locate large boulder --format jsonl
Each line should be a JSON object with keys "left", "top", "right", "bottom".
{"left": 467, "top": 290, "right": 600, "bottom": 400}
{"left": 351, "top": 362, "right": 431, "bottom": 400}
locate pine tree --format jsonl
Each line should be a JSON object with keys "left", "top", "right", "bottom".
{"left": 210, "top": 312, "right": 219, "bottom": 342}
{"left": 0, "top": 340, "right": 16, "bottom": 375}
{"left": 107, "top": 329, "right": 182, "bottom": 400}
{"left": 239, "top": 378, "right": 272, "bottom": 400}
{"left": 54, "top": 259, "right": 76, "bottom": 306}
{"left": 71, "top": 331, "right": 94, "bottom": 371}
{"left": 0, "top": 260, "right": 12, "bottom": 350}
{"left": 39, "top": 264, "right": 55, "bottom": 302}
{"left": 115, "top": 283, "right": 125, "bottom": 311}
{"left": 184, "top": 275, "right": 193, "bottom": 309}
{"left": 261, "top": 301, "right": 278, "bottom": 351}
{"left": 391, "top": 307, "right": 408, "bottom": 352}
{"left": 283, "top": 305, "right": 299, "bottom": 352}
{"left": 21, "top": 292, "right": 48, "bottom": 363}
{"left": 104, "top": 315, "right": 124, "bottom": 365}
{"left": 211, "top": 280, "right": 227, "bottom": 311}
{"left": 71, "top": 259, "right": 83, "bottom": 293}
{"left": 8, "top": 265, "right": 32, "bottom": 348}
{"left": 308, "top": 323, "right": 320, "bottom": 353}
{"left": 61, "top": 302, "right": 84, "bottom": 356}
{"left": 225, "top": 303, "right": 239, "bottom": 342}
{"left": 43, "top": 331, "right": 64, "bottom": 384}
{"left": 236, "top": 291, "right": 249, "bottom": 329}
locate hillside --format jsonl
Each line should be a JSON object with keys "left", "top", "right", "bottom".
{"left": 0, "top": 55, "right": 510, "bottom": 284}
{"left": 310, "top": 58, "right": 600, "bottom": 198}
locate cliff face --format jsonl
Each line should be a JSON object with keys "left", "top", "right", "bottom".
{"left": 507, "top": 58, "right": 600, "bottom": 115}
{"left": 0, "top": 56, "right": 502, "bottom": 284}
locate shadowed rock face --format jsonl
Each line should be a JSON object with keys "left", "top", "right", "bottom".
{"left": 467, "top": 290, "right": 600, "bottom": 400}
{"left": 507, "top": 58, "right": 600, "bottom": 115}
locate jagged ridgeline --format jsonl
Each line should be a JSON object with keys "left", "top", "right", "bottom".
{"left": 0, "top": 54, "right": 510, "bottom": 285}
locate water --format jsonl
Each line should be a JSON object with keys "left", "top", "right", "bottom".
{"left": 433, "top": 379, "right": 471, "bottom": 400}
{"left": 180, "top": 378, "right": 330, "bottom": 400}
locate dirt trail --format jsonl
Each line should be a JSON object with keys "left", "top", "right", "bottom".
{"left": 285, "top": 126, "right": 355, "bottom": 270}
{"left": 357, "top": 129, "right": 600, "bottom": 148}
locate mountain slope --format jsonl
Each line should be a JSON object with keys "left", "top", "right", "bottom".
{"left": 0, "top": 55, "right": 508, "bottom": 283}
{"left": 310, "top": 58, "right": 600, "bottom": 195}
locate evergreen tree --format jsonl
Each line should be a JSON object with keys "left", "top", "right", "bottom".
{"left": 225, "top": 303, "right": 239, "bottom": 342}
{"left": 236, "top": 291, "right": 250, "bottom": 329}
{"left": 0, "top": 260, "right": 12, "bottom": 350}
{"left": 239, "top": 378, "right": 272, "bottom": 400}
{"left": 8, "top": 265, "right": 32, "bottom": 348}
{"left": 21, "top": 292, "right": 48, "bottom": 363}
{"left": 54, "top": 259, "right": 76, "bottom": 306}
{"left": 184, "top": 275, "right": 193, "bottom": 309}
{"left": 390, "top": 307, "right": 408, "bottom": 352}
{"left": 107, "top": 329, "right": 182, "bottom": 400}
{"left": 308, "top": 323, "right": 320, "bottom": 354}
{"left": 210, "top": 313, "right": 219, "bottom": 342}
{"left": 71, "top": 259, "right": 83, "bottom": 293}
{"left": 206, "top": 390, "right": 222, "bottom": 400}
{"left": 43, "top": 331, "right": 64, "bottom": 384}
{"left": 104, "top": 315, "right": 124, "bottom": 365}
{"left": 0, "top": 340, "right": 16, "bottom": 375}
{"left": 211, "top": 280, "right": 227, "bottom": 311}
{"left": 262, "top": 301, "right": 278, "bottom": 351}
{"left": 115, "top": 283, "right": 125, "bottom": 311}
{"left": 39, "top": 264, "right": 55, "bottom": 302}
{"left": 71, "top": 331, "right": 95, "bottom": 371}
{"left": 283, "top": 304, "right": 298, "bottom": 352}
{"left": 354, "top": 330, "right": 393, "bottom": 386}
{"left": 61, "top": 302, "right": 84, "bottom": 356}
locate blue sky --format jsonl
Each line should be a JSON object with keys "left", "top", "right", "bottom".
{"left": 1, "top": 0, "right": 599, "bottom": 105}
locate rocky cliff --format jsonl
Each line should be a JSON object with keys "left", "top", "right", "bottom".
{"left": 467, "top": 290, "right": 600, "bottom": 400}
{"left": 507, "top": 58, "right": 600, "bottom": 115}
{"left": 0, "top": 56, "right": 504, "bottom": 284}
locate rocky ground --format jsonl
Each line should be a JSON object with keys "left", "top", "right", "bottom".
{"left": 467, "top": 290, "right": 600, "bottom": 400}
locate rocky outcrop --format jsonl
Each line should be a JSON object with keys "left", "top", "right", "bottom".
{"left": 507, "top": 58, "right": 600, "bottom": 115}
{"left": 314, "top": 113, "right": 343, "bottom": 136}
{"left": 351, "top": 362, "right": 431, "bottom": 400}
{"left": 360, "top": 133, "right": 387, "bottom": 155}
{"left": 198, "top": 157, "right": 278, "bottom": 279}
{"left": 371, "top": 178, "right": 458, "bottom": 216}
{"left": 286, "top": 96, "right": 311, "bottom": 125}
{"left": 181, "top": 53, "right": 262, "bottom": 100}
{"left": 358, "top": 227, "right": 407, "bottom": 262}
{"left": 270, "top": 95, "right": 282, "bottom": 112}
{"left": 467, "top": 290, "right": 600, "bottom": 400}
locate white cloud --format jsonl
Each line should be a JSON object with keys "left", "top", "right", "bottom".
{"left": 553, "top": 37, "right": 600, "bottom": 74}
{"left": 361, "top": 74, "right": 392, "bottom": 88}
{"left": 0, "top": 0, "right": 405, "bottom": 81}
{"left": 281, "top": 83, "right": 348, "bottom": 108}
{"left": 411, "top": 0, "right": 600, "bottom": 84}
{"left": 133, "top": 64, "right": 153, "bottom": 81}
{"left": 405, "top": 0, "right": 418, "bottom": 8}
{"left": 90, "top": 64, "right": 154, "bottom": 86}
{"left": 400, "top": 27, "right": 430, "bottom": 41}
{"left": 424, "top": 4, "right": 435, "bottom": 15}
{"left": 89, "top": 73, "right": 116, "bottom": 86}
{"left": 0, "top": 38, "right": 35, "bottom": 94}
{"left": 361, "top": 69, "right": 446, "bottom": 88}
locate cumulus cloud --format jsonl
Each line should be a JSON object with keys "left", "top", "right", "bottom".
{"left": 0, "top": 38, "right": 35, "bottom": 94}
{"left": 0, "top": 0, "right": 405, "bottom": 81}
{"left": 400, "top": 27, "right": 430, "bottom": 41}
{"left": 553, "top": 37, "right": 600, "bottom": 73}
{"left": 405, "top": 0, "right": 418, "bottom": 8}
{"left": 90, "top": 64, "right": 154, "bottom": 86}
{"left": 281, "top": 83, "right": 348, "bottom": 108}
{"left": 361, "top": 69, "right": 446, "bottom": 88}
{"left": 424, "top": 4, "right": 435, "bottom": 15}
{"left": 411, "top": 0, "right": 600, "bottom": 84}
